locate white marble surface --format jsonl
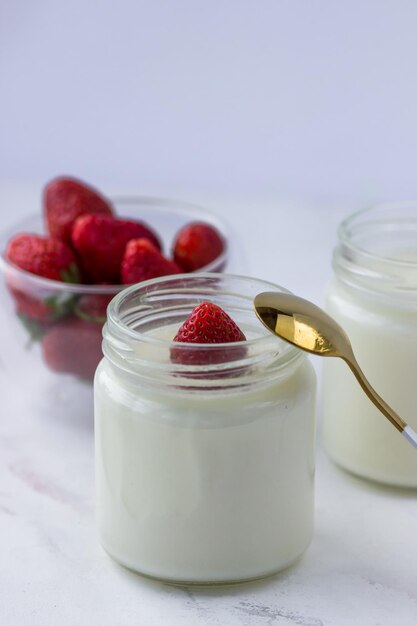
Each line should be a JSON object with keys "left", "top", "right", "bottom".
{"left": 1, "top": 185, "right": 417, "bottom": 626}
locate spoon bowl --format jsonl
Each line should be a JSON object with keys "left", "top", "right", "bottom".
{"left": 254, "top": 292, "right": 352, "bottom": 359}
{"left": 254, "top": 291, "right": 417, "bottom": 450}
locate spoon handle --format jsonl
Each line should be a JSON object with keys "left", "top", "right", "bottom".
{"left": 345, "top": 356, "right": 417, "bottom": 450}
{"left": 402, "top": 426, "right": 417, "bottom": 448}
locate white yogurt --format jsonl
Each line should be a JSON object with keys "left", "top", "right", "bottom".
{"left": 322, "top": 280, "right": 417, "bottom": 487}
{"left": 94, "top": 275, "right": 316, "bottom": 583}
{"left": 322, "top": 204, "right": 417, "bottom": 487}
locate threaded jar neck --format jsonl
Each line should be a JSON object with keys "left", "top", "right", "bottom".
{"left": 333, "top": 203, "right": 417, "bottom": 307}
{"left": 103, "top": 273, "right": 303, "bottom": 393}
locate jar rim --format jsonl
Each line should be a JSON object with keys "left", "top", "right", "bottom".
{"left": 335, "top": 202, "right": 417, "bottom": 302}
{"left": 107, "top": 272, "right": 294, "bottom": 353}
{"left": 103, "top": 273, "right": 303, "bottom": 389}
{"left": 339, "top": 201, "right": 417, "bottom": 267}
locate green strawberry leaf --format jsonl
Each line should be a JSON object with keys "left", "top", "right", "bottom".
{"left": 74, "top": 306, "right": 106, "bottom": 324}
{"left": 44, "top": 292, "right": 77, "bottom": 319}
{"left": 60, "top": 263, "right": 81, "bottom": 284}
{"left": 17, "top": 314, "right": 46, "bottom": 342}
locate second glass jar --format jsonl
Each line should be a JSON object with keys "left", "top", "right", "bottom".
{"left": 322, "top": 203, "right": 417, "bottom": 487}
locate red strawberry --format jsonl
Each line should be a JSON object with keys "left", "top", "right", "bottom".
{"left": 42, "top": 317, "right": 103, "bottom": 380}
{"left": 6, "top": 235, "right": 80, "bottom": 326}
{"left": 72, "top": 214, "right": 162, "bottom": 283}
{"left": 74, "top": 293, "right": 113, "bottom": 323}
{"left": 171, "top": 301, "right": 246, "bottom": 366}
{"left": 7, "top": 286, "right": 75, "bottom": 325}
{"left": 8, "top": 287, "right": 58, "bottom": 322}
{"left": 173, "top": 222, "right": 225, "bottom": 272}
{"left": 121, "top": 239, "right": 180, "bottom": 284}
{"left": 6, "top": 234, "right": 81, "bottom": 283}
{"left": 44, "top": 177, "right": 113, "bottom": 244}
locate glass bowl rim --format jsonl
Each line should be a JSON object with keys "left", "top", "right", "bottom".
{"left": 0, "top": 195, "right": 230, "bottom": 294}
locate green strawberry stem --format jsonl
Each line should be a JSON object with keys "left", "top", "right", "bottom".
{"left": 43, "top": 292, "right": 77, "bottom": 319}
{"left": 60, "top": 262, "right": 81, "bottom": 284}
{"left": 18, "top": 314, "right": 46, "bottom": 345}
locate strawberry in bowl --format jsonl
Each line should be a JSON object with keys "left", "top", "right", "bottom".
{"left": 0, "top": 176, "right": 230, "bottom": 419}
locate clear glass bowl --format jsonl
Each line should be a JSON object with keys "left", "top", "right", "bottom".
{"left": 0, "top": 197, "right": 231, "bottom": 423}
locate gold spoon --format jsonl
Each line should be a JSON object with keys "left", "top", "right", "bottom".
{"left": 254, "top": 291, "right": 417, "bottom": 450}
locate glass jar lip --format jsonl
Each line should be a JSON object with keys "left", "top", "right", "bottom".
{"left": 107, "top": 272, "right": 297, "bottom": 357}
{"left": 0, "top": 195, "right": 229, "bottom": 294}
{"left": 338, "top": 201, "right": 417, "bottom": 268}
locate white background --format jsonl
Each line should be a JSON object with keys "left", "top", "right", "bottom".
{"left": 2, "top": 0, "right": 417, "bottom": 206}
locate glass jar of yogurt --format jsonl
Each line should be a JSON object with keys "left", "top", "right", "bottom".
{"left": 95, "top": 273, "right": 316, "bottom": 584}
{"left": 322, "top": 203, "right": 417, "bottom": 487}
